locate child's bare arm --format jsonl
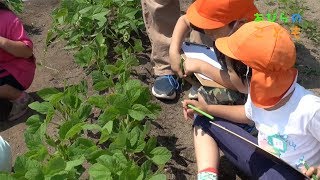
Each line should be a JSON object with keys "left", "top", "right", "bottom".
{"left": 0, "top": 36, "right": 33, "bottom": 58}
{"left": 183, "top": 58, "right": 236, "bottom": 90}
{"left": 183, "top": 98, "right": 251, "bottom": 124}
{"left": 207, "top": 104, "right": 251, "bottom": 124}
{"left": 199, "top": 62, "right": 236, "bottom": 90}
{"left": 169, "top": 15, "right": 192, "bottom": 77}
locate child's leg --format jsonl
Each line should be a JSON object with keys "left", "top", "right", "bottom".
{"left": 0, "top": 75, "right": 32, "bottom": 120}
{"left": 0, "top": 84, "right": 23, "bottom": 100}
{"left": 193, "top": 116, "right": 305, "bottom": 179}
{"left": 0, "top": 74, "right": 25, "bottom": 100}
{"left": 194, "top": 126, "right": 219, "bottom": 179}
{"left": 194, "top": 126, "right": 220, "bottom": 170}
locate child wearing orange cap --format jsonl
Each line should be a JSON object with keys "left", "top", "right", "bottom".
{"left": 171, "top": 0, "right": 259, "bottom": 113}
{"left": 170, "top": 0, "right": 258, "bottom": 88}
{"left": 183, "top": 21, "right": 320, "bottom": 179}
{"left": 172, "top": 0, "right": 259, "bottom": 136}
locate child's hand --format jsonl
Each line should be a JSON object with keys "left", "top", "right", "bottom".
{"left": 0, "top": 36, "right": 7, "bottom": 48}
{"left": 182, "top": 58, "right": 209, "bottom": 78}
{"left": 301, "top": 165, "right": 320, "bottom": 179}
{"left": 170, "top": 51, "right": 184, "bottom": 78}
{"left": 182, "top": 95, "right": 208, "bottom": 120}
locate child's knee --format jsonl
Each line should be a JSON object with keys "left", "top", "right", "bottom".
{"left": 193, "top": 125, "right": 207, "bottom": 137}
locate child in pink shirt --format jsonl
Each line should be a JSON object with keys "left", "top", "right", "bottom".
{"left": 0, "top": 2, "right": 35, "bottom": 121}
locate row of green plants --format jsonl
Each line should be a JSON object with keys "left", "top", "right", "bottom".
{"left": 1, "top": 0, "right": 171, "bottom": 179}
{"left": 4, "top": 0, "right": 23, "bottom": 13}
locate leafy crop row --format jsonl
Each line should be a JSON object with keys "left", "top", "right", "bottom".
{"left": 4, "top": 0, "right": 23, "bottom": 13}
{"left": 1, "top": 0, "right": 172, "bottom": 179}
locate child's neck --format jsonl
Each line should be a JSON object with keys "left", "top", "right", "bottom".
{"left": 264, "top": 90, "right": 295, "bottom": 111}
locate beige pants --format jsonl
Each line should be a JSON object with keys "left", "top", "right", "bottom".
{"left": 141, "top": 0, "right": 212, "bottom": 76}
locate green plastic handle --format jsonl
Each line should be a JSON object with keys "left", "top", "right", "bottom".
{"left": 187, "top": 104, "right": 214, "bottom": 120}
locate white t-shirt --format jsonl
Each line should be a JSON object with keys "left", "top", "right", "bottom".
{"left": 0, "top": 136, "right": 11, "bottom": 172}
{"left": 245, "top": 83, "right": 320, "bottom": 168}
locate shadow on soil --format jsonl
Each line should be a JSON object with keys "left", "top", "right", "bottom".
{"left": 296, "top": 43, "right": 320, "bottom": 90}
{"left": 156, "top": 135, "right": 193, "bottom": 180}
{"left": 24, "top": 24, "right": 42, "bottom": 36}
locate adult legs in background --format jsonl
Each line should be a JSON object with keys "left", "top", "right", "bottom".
{"left": 141, "top": 0, "right": 211, "bottom": 100}
{"left": 141, "top": 0, "right": 180, "bottom": 77}
{"left": 193, "top": 116, "right": 305, "bottom": 180}
{"left": 141, "top": 0, "right": 181, "bottom": 100}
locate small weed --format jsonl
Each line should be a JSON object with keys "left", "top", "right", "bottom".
{"left": 267, "top": 0, "right": 320, "bottom": 45}
{"left": 4, "top": 0, "right": 23, "bottom": 13}
{"left": 300, "top": 20, "right": 320, "bottom": 45}
{"left": 266, "top": 0, "right": 277, "bottom": 6}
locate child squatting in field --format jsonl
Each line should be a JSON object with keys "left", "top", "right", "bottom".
{"left": 0, "top": 2, "right": 35, "bottom": 120}
{"left": 182, "top": 21, "right": 320, "bottom": 179}
{"left": 0, "top": 1, "right": 36, "bottom": 171}
{"left": 171, "top": 0, "right": 259, "bottom": 136}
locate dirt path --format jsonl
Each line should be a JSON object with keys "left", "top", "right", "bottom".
{"left": 0, "top": 0, "right": 319, "bottom": 180}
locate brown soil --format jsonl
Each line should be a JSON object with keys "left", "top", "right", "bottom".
{"left": 0, "top": 0, "right": 319, "bottom": 180}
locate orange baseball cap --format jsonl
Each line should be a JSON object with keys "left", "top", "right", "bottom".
{"left": 215, "top": 21, "right": 297, "bottom": 108}
{"left": 186, "top": 0, "right": 258, "bottom": 29}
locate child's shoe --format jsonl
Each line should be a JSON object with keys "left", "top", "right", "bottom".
{"left": 152, "top": 75, "right": 180, "bottom": 100}
{"left": 188, "top": 85, "right": 199, "bottom": 99}
{"left": 8, "top": 92, "right": 33, "bottom": 121}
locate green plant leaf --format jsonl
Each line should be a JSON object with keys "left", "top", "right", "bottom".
{"left": 104, "top": 65, "right": 118, "bottom": 75}
{"left": 79, "top": 6, "right": 93, "bottom": 14}
{"left": 133, "top": 39, "right": 144, "bottom": 52}
{"left": 91, "top": 71, "right": 114, "bottom": 91}
{"left": 89, "top": 163, "right": 111, "bottom": 180}
{"left": 102, "top": 120, "right": 113, "bottom": 134}
{"left": 25, "top": 115, "right": 42, "bottom": 134}
{"left": 119, "top": 163, "right": 141, "bottom": 180}
{"left": 13, "top": 155, "right": 42, "bottom": 178}
{"left": 24, "top": 130, "right": 43, "bottom": 150}
{"left": 44, "top": 156, "right": 66, "bottom": 175}
{"left": 92, "top": 11, "right": 108, "bottom": 28}
{"left": 113, "top": 94, "right": 131, "bottom": 115}
{"left": 59, "top": 121, "right": 72, "bottom": 140}
{"left": 82, "top": 124, "right": 101, "bottom": 132}
{"left": 25, "top": 168, "right": 44, "bottom": 180}
{"left": 37, "top": 88, "right": 60, "bottom": 101}
{"left": 93, "top": 79, "right": 114, "bottom": 91}
{"left": 88, "top": 95, "right": 108, "bottom": 109}
{"left": 149, "top": 147, "right": 172, "bottom": 165}
{"left": 144, "top": 137, "right": 157, "bottom": 155}
{"left": 140, "top": 160, "right": 152, "bottom": 179}
{"left": 28, "top": 102, "right": 54, "bottom": 115}
{"left": 74, "top": 46, "right": 93, "bottom": 67}
{"left": 98, "top": 106, "right": 119, "bottom": 126}
{"left": 65, "top": 122, "right": 86, "bottom": 140}
{"left": 65, "top": 156, "right": 85, "bottom": 171}
{"left": 95, "top": 33, "right": 105, "bottom": 46}
{"left": 25, "top": 145, "right": 48, "bottom": 161}
{"left": 149, "top": 174, "right": 167, "bottom": 180}
{"left": 109, "top": 131, "right": 127, "bottom": 150}
{"left": 99, "top": 129, "right": 110, "bottom": 144}
{"left": 128, "top": 104, "right": 149, "bottom": 121}
{"left": 0, "top": 173, "right": 16, "bottom": 180}
{"left": 77, "top": 104, "right": 92, "bottom": 121}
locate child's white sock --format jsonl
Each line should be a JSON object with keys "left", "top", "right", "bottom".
{"left": 197, "top": 167, "right": 218, "bottom": 180}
